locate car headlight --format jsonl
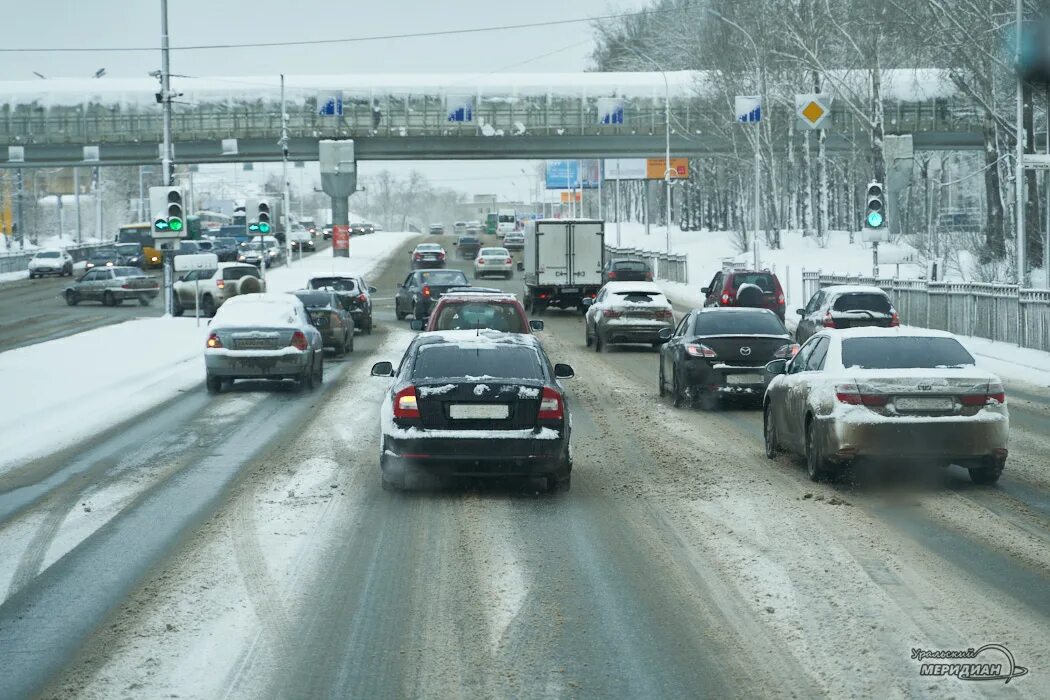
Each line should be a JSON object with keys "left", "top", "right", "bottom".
{"left": 238, "top": 255, "right": 246, "bottom": 261}
{"left": 150, "top": 256, "right": 159, "bottom": 262}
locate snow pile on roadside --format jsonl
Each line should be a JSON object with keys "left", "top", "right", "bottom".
{"left": 263, "top": 232, "right": 417, "bottom": 293}
{"left": 959, "top": 336, "right": 1050, "bottom": 388}
{"left": 0, "top": 318, "right": 208, "bottom": 474}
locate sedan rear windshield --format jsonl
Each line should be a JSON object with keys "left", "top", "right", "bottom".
{"left": 293, "top": 292, "right": 334, "bottom": 308}
{"left": 433, "top": 302, "right": 526, "bottom": 333}
{"left": 611, "top": 291, "right": 666, "bottom": 304}
{"left": 832, "top": 293, "right": 892, "bottom": 313}
{"left": 479, "top": 248, "right": 509, "bottom": 256}
{"left": 36, "top": 251, "right": 61, "bottom": 258}
{"left": 730, "top": 273, "right": 776, "bottom": 292}
{"left": 459, "top": 237, "right": 480, "bottom": 245}
{"left": 694, "top": 312, "right": 787, "bottom": 336}
{"left": 413, "top": 345, "right": 543, "bottom": 380}
{"left": 420, "top": 270, "right": 468, "bottom": 285}
{"left": 613, "top": 260, "right": 650, "bottom": 272}
{"left": 309, "top": 277, "right": 356, "bottom": 292}
{"left": 842, "top": 337, "right": 975, "bottom": 369}
{"left": 417, "top": 244, "right": 443, "bottom": 251}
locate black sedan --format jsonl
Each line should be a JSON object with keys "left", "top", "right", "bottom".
{"left": 371, "top": 330, "right": 575, "bottom": 491}
{"left": 291, "top": 290, "right": 355, "bottom": 355}
{"left": 83, "top": 248, "right": 124, "bottom": 270}
{"left": 394, "top": 269, "right": 469, "bottom": 320}
{"left": 307, "top": 274, "right": 376, "bottom": 334}
{"left": 455, "top": 235, "right": 482, "bottom": 260}
{"left": 659, "top": 308, "right": 796, "bottom": 409}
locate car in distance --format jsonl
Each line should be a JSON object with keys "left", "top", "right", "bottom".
{"left": 702, "top": 269, "right": 786, "bottom": 321}
{"left": 428, "top": 223, "right": 445, "bottom": 235}
{"left": 411, "top": 243, "right": 448, "bottom": 269}
{"left": 394, "top": 269, "right": 470, "bottom": 320}
{"left": 795, "top": 285, "right": 899, "bottom": 344}
{"left": 603, "top": 258, "right": 653, "bottom": 284}
{"left": 455, "top": 234, "right": 482, "bottom": 260}
{"left": 203, "top": 293, "right": 324, "bottom": 394}
{"left": 28, "top": 249, "right": 73, "bottom": 277}
{"left": 763, "top": 327, "right": 1009, "bottom": 483}
{"left": 418, "top": 290, "right": 542, "bottom": 333}
{"left": 659, "top": 308, "right": 796, "bottom": 409}
{"left": 350, "top": 221, "right": 375, "bottom": 236}
{"left": 371, "top": 330, "right": 574, "bottom": 491}
{"left": 473, "top": 247, "right": 514, "bottom": 279}
{"left": 172, "top": 263, "right": 265, "bottom": 317}
{"left": 83, "top": 247, "right": 124, "bottom": 270}
{"left": 64, "top": 266, "right": 160, "bottom": 306}
{"left": 502, "top": 230, "right": 525, "bottom": 251}
{"left": 583, "top": 281, "right": 675, "bottom": 352}
{"left": 113, "top": 242, "right": 146, "bottom": 268}
{"left": 212, "top": 237, "right": 241, "bottom": 261}
{"left": 291, "top": 290, "right": 355, "bottom": 355}
{"left": 308, "top": 275, "right": 376, "bottom": 334}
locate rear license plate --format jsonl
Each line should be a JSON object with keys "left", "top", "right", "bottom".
{"left": 450, "top": 404, "right": 510, "bottom": 420}
{"left": 726, "top": 373, "right": 763, "bottom": 385}
{"left": 562, "top": 287, "right": 579, "bottom": 294}
{"left": 236, "top": 338, "right": 277, "bottom": 349}
{"left": 896, "top": 396, "right": 954, "bottom": 411}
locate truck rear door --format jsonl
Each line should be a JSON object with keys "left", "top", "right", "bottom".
{"left": 536, "top": 222, "right": 568, "bottom": 286}
{"left": 568, "top": 221, "right": 604, "bottom": 287}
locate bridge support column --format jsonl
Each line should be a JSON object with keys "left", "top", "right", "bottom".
{"left": 319, "top": 140, "right": 356, "bottom": 259}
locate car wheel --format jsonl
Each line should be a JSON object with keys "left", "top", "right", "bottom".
{"left": 671, "top": 369, "right": 684, "bottom": 408}
{"left": 380, "top": 453, "right": 403, "bottom": 492}
{"left": 28, "top": 272, "right": 36, "bottom": 279}
{"left": 658, "top": 362, "right": 666, "bottom": 397}
{"left": 205, "top": 373, "right": 223, "bottom": 394}
{"left": 64, "top": 263, "right": 73, "bottom": 276}
{"left": 65, "top": 290, "right": 79, "bottom": 306}
{"left": 365, "top": 316, "right": 373, "bottom": 334}
{"left": 763, "top": 403, "right": 779, "bottom": 459}
{"left": 969, "top": 457, "right": 1004, "bottom": 485}
{"left": 201, "top": 295, "right": 216, "bottom": 318}
{"left": 395, "top": 300, "right": 407, "bottom": 321}
{"left": 138, "top": 294, "right": 151, "bottom": 306}
{"left": 101, "top": 291, "right": 115, "bottom": 306}
{"left": 299, "top": 364, "right": 314, "bottom": 392}
{"left": 594, "top": 330, "right": 603, "bottom": 353}
{"left": 333, "top": 338, "right": 345, "bottom": 356}
{"left": 346, "top": 332, "right": 354, "bottom": 353}
{"left": 585, "top": 324, "right": 592, "bottom": 347}
{"left": 805, "top": 419, "right": 832, "bottom": 482}
{"left": 172, "top": 296, "right": 184, "bottom": 317}
{"left": 315, "top": 356, "right": 324, "bottom": 385}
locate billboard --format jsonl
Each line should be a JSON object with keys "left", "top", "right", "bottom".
{"left": 604, "top": 158, "right": 690, "bottom": 180}
{"left": 545, "top": 160, "right": 602, "bottom": 190}
{"left": 645, "top": 158, "right": 690, "bottom": 180}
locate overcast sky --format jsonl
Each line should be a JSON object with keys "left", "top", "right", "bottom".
{"left": 4, "top": 0, "right": 645, "bottom": 202}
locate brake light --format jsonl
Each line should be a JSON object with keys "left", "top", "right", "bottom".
{"left": 477, "top": 258, "right": 485, "bottom": 265}
{"left": 414, "top": 253, "right": 422, "bottom": 260}
{"left": 721, "top": 292, "right": 735, "bottom": 305}
{"left": 439, "top": 252, "right": 446, "bottom": 259}
{"left": 121, "top": 282, "right": 132, "bottom": 289}
{"left": 216, "top": 279, "right": 225, "bottom": 289}
{"left": 608, "top": 271, "right": 617, "bottom": 280}
{"left": 774, "top": 343, "right": 800, "bottom": 359}
{"left": 206, "top": 333, "right": 223, "bottom": 349}
{"left": 960, "top": 383, "right": 1006, "bottom": 406}
{"left": 835, "top": 383, "right": 888, "bottom": 406}
{"left": 645, "top": 272, "right": 653, "bottom": 281}
{"left": 505, "top": 257, "right": 513, "bottom": 264}
{"left": 890, "top": 310, "right": 900, "bottom": 327}
{"left": 423, "top": 285, "right": 431, "bottom": 297}
{"left": 539, "top": 292, "right": 550, "bottom": 299}
{"left": 603, "top": 309, "right": 623, "bottom": 319}
{"left": 686, "top": 343, "right": 717, "bottom": 358}
{"left": 393, "top": 385, "right": 420, "bottom": 418}
{"left": 358, "top": 293, "right": 367, "bottom": 302}
{"left": 777, "top": 293, "right": 785, "bottom": 305}
{"left": 823, "top": 312, "right": 836, "bottom": 328}
{"left": 290, "top": 331, "right": 308, "bottom": 351}
{"left": 655, "top": 309, "right": 674, "bottom": 320}
{"left": 538, "top": 387, "right": 564, "bottom": 420}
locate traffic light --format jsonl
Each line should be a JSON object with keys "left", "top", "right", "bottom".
{"left": 257, "top": 200, "right": 271, "bottom": 234}
{"left": 245, "top": 198, "right": 272, "bottom": 234}
{"left": 149, "top": 186, "right": 186, "bottom": 235}
{"left": 865, "top": 182, "right": 885, "bottom": 229}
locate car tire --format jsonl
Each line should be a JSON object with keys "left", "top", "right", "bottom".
{"left": 28, "top": 272, "right": 36, "bottom": 279}
{"left": 346, "top": 332, "right": 355, "bottom": 353}
{"left": 299, "top": 364, "right": 314, "bottom": 392}
{"left": 205, "top": 373, "right": 223, "bottom": 394}
{"left": 805, "top": 419, "right": 832, "bottom": 482}
{"left": 138, "top": 294, "right": 151, "bottom": 306}
{"left": 585, "top": 324, "right": 592, "bottom": 347}
{"left": 333, "top": 338, "right": 345, "bottom": 356}
{"left": 365, "top": 316, "right": 373, "bottom": 334}
{"left": 969, "top": 457, "right": 1004, "bottom": 485}
{"left": 102, "top": 291, "right": 115, "bottom": 307}
{"left": 671, "top": 369, "right": 684, "bottom": 408}
{"left": 594, "top": 330, "right": 603, "bottom": 353}
{"left": 547, "top": 473, "right": 571, "bottom": 493}
{"left": 65, "top": 290, "right": 79, "bottom": 306}
{"left": 172, "top": 297, "right": 184, "bottom": 317}
{"left": 64, "top": 263, "right": 73, "bottom": 276}
{"left": 315, "top": 356, "right": 324, "bottom": 385}
{"left": 658, "top": 363, "right": 666, "bottom": 397}
{"left": 395, "top": 300, "right": 407, "bottom": 321}
{"left": 763, "top": 403, "right": 779, "bottom": 459}
{"left": 201, "top": 295, "right": 216, "bottom": 318}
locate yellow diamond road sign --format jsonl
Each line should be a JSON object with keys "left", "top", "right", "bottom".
{"left": 796, "top": 93, "right": 832, "bottom": 129}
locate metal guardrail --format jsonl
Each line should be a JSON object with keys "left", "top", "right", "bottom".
{"left": 0, "top": 243, "right": 109, "bottom": 275}
{"left": 605, "top": 245, "right": 688, "bottom": 285}
{"left": 802, "top": 270, "right": 1050, "bottom": 353}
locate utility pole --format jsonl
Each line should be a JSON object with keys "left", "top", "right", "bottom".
{"left": 94, "top": 166, "right": 103, "bottom": 241}
{"left": 1015, "top": 0, "right": 1026, "bottom": 285}
{"left": 73, "top": 168, "right": 82, "bottom": 243}
{"left": 160, "top": 0, "right": 175, "bottom": 316}
{"left": 15, "top": 169, "right": 24, "bottom": 249}
{"left": 280, "top": 74, "right": 293, "bottom": 265}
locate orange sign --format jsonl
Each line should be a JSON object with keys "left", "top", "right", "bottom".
{"left": 560, "top": 191, "right": 583, "bottom": 203}
{"left": 646, "top": 158, "right": 689, "bottom": 180}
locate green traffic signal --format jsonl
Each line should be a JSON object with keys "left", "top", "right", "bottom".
{"left": 258, "top": 222, "right": 271, "bottom": 233}
{"left": 866, "top": 211, "right": 884, "bottom": 228}
{"left": 154, "top": 218, "right": 169, "bottom": 232}
{"left": 168, "top": 217, "right": 184, "bottom": 232}
{"left": 248, "top": 223, "right": 260, "bottom": 232}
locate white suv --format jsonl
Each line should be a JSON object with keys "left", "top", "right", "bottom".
{"left": 173, "top": 263, "right": 265, "bottom": 317}
{"left": 28, "top": 249, "right": 74, "bottom": 278}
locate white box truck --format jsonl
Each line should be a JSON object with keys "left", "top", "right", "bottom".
{"left": 521, "top": 218, "right": 605, "bottom": 313}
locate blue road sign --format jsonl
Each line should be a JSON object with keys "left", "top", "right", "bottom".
{"left": 735, "top": 95, "right": 762, "bottom": 123}
{"left": 318, "top": 92, "right": 343, "bottom": 117}
{"left": 446, "top": 96, "right": 474, "bottom": 123}
{"left": 598, "top": 97, "right": 624, "bottom": 125}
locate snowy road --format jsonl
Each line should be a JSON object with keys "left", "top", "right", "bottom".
{"left": 2, "top": 236, "right": 1049, "bottom": 698}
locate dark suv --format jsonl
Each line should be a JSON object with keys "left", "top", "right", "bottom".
{"left": 702, "top": 269, "right": 786, "bottom": 321}
{"left": 795, "top": 285, "right": 899, "bottom": 344}
{"left": 603, "top": 258, "right": 653, "bottom": 284}
{"left": 307, "top": 275, "right": 376, "bottom": 334}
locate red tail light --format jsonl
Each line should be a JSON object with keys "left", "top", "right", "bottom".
{"left": 422, "top": 285, "right": 431, "bottom": 297}
{"left": 505, "top": 257, "right": 513, "bottom": 264}
{"left": 721, "top": 292, "right": 735, "bottom": 305}
{"left": 393, "top": 385, "right": 420, "bottom": 419}
{"left": 655, "top": 309, "right": 674, "bottom": 320}
{"left": 960, "top": 383, "right": 1006, "bottom": 406}
{"left": 290, "top": 331, "right": 308, "bottom": 351}
{"left": 774, "top": 343, "right": 800, "bottom": 359}
{"left": 538, "top": 387, "right": 564, "bottom": 420}
{"left": 414, "top": 253, "right": 422, "bottom": 260}
{"left": 835, "top": 383, "right": 888, "bottom": 406}
{"left": 890, "top": 310, "right": 900, "bottom": 327}
{"left": 357, "top": 293, "right": 367, "bottom": 302}
{"left": 477, "top": 258, "right": 485, "bottom": 265}
{"left": 645, "top": 272, "right": 653, "bottom": 281}
{"left": 823, "top": 312, "right": 836, "bottom": 328}
{"left": 603, "top": 309, "right": 623, "bottom": 319}
{"left": 608, "top": 271, "right": 617, "bottom": 280}
{"left": 777, "top": 293, "right": 785, "bottom": 305}
{"left": 686, "top": 343, "right": 717, "bottom": 358}
{"left": 121, "top": 283, "right": 132, "bottom": 289}
{"left": 216, "top": 279, "right": 225, "bottom": 289}
{"left": 438, "top": 252, "right": 446, "bottom": 258}
{"left": 206, "top": 332, "right": 223, "bottom": 349}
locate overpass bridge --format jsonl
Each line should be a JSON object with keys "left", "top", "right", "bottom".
{"left": 0, "top": 71, "right": 984, "bottom": 168}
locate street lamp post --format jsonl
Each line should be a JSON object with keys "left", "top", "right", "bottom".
{"left": 624, "top": 47, "right": 673, "bottom": 254}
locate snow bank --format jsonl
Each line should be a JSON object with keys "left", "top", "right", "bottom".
{"left": 959, "top": 336, "right": 1050, "bottom": 389}
{"left": 0, "top": 318, "right": 208, "bottom": 474}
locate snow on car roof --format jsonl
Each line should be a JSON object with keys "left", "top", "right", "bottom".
{"left": 821, "top": 285, "right": 889, "bottom": 296}
{"left": 823, "top": 326, "right": 957, "bottom": 340}
{"left": 211, "top": 293, "right": 304, "bottom": 328}
{"left": 602, "top": 281, "right": 663, "bottom": 293}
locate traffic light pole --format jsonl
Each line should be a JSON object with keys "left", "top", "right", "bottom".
{"left": 160, "top": 0, "right": 175, "bottom": 317}
{"left": 1015, "top": 0, "right": 1026, "bottom": 285}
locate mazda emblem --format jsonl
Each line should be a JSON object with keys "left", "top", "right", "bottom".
{"left": 740, "top": 346, "right": 752, "bottom": 356}
{"left": 918, "top": 383, "right": 933, "bottom": 391}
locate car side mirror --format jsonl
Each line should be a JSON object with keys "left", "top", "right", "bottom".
{"left": 554, "top": 363, "right": 575, "bottom": 379}
{"left": 371, "top": 361, "right": 394, "bottom": 377}
{"left": 795, "top": 308, "right": 805, "bottom": 316}
{"left": 700, "top": 287, "right": 709, "bottom": 294}
{"left": 409, "top": 319, "right": 424, "bottom": 331}
{"left": 517, "top": 261, "right": 524, "bottom": 271}
{"left": 368, "top": 286, "right": 377, "bottom": 294}
{"left": 581, "top": 297, "right": 593, "bottom": 307}
{"left": 765, "top": 359, "right": 788, "bottom": 376}
{"left": 658, "top": 327, "right": 673, "bottom": 341}
{"left": 529, "top": 320, "right": 544, "bottom": 331}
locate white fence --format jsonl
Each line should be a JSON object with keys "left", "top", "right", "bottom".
{"left": 604, "top": 245, "right": 688, "bottom": 284}
{"left": 802, "top": 271, "right": 1050, "bottom": 353}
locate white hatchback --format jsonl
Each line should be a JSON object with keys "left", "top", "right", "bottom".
{"left": 28, "top": 249, "right": 74, "bottom": 278}
{"left": 473, "top": 247, "right": 514, "bottom": 279}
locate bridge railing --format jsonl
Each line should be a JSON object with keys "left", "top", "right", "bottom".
{"left": 0, "top": 242, "right": 110, "bottom": 274}
{"left": 605, "top": 244, "right": 688, "bottom": 285}
{"left": 801, "top": 270, "right": 1050, "bottom": 353}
